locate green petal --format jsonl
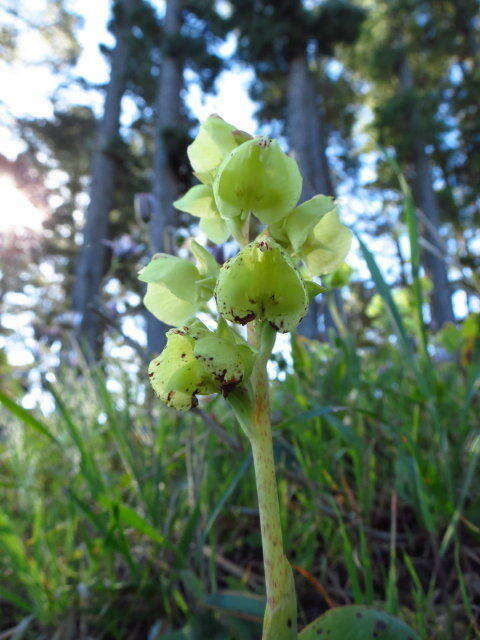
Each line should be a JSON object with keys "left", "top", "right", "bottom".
{"left": 187, "top": 115, "right": 238, "bottom": 180}
{"left": 215, "top": 237, "right": 308, "bottom": 332}
{"left": 304, "top": 280, "right": 326, "bottom": 300}
{"left": 323, "top": 263, "right": 353, "bottom": 289}
{"left": 213, "top": 137, "right": 302, "bottom": 225}
{"left": 190, "top": 240, "right": 219, "bottom": 278}
{"left": 199, "top": 215, "right": 230, "bottom": 244}
{"left": 302, "top": 209, "right": 352, "bottom": 276}
{"left": 139, "top": 254, "right": 201, "bottom": 326}
{"left": 144, "top": 282, "right": 197, "bottom": 326}
{"left": 194, "top": 336, "right": 246, "bottom": 388}
{"left": 173, "top": 184, "right": 217, "bottom": 218}
{"left": 284, "top": 194, "right": 336, "bottom": 252}
{"left": 148, "top": 331, "right": 214, "bottom": 411}
{"left": 138, "top": 254, "right": 199, "bottom": 294}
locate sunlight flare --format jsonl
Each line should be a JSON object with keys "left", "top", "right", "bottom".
{"left": 0, "top": 175, "right": 44, "bottom": 231}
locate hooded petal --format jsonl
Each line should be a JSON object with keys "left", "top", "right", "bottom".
{"left": 215, "top": 237, "right": 308, "bottom": 332}
{"left": 148, "top": 330, "right": 215, "bottom": 411}
{"left": 187, "top": 115, "right": 239, "bottom": 182}
{"left": 213, "top": 137, "right": 302, "bottom": 225}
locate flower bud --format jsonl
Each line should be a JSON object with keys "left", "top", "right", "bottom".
{"left": 213, "top": 137, "right": 302, "bottom": 225}
{"left": 215, "top": 237, "right": 308, "bottom": 332}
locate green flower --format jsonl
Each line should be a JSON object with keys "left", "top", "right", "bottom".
{"left": 215, "top": 237, "right": 308, "bottom": 332}
{"left": 174, "top": 184, "right": 230, "bottom": 244}
{"left": 139, "top": 247, "right": 217, "bottom": 326}
{"left": 187, "top": 114, "right": 251, "bottom": 185}
{"left": 148, "top": 319, "right": 256, "bottom": 410}
{"left": 213, "top": 137, "right": 302, "bottom": 225}
{"left": 271, "top": 195, "right": 352, "bottom": 276}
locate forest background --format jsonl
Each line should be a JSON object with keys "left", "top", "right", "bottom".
{"left": 0, "top": 1, "right": 479, "bottom": 639}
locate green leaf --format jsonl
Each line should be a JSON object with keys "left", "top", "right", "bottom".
{"left": 144, "top": 282, "right": 197, "bottom": 327}
{"left": 215, "top": 237, "right": 308, "bottom": 332}
{"left": 204, "top": 591, "right": 266, "bottom": 622}
{"left": 187, "top": 115, "right": 239, "bottom": 180}
{"left": 0, "top": 390, "right": 60, "bottom": 445}
{"left": 299, "top": 606, "right": 420, "bottom": 640}
{"left": 213, "top": 137, "right": 302, "bottom": 225}
{"left": 304, "top": 280, "right": 326, "bottom": 300}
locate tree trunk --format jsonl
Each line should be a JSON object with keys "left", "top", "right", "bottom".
{"left": 146, "top": 0, "right": 183, "bottom": 355}
{"left": 399, "top": 56, "right": 455, "bottom": 330}
{"left": 72, "top": 0, "right": 134, "bottom": 361}
{"left": 286, "top": 53, "right": 341, "bottom": 339}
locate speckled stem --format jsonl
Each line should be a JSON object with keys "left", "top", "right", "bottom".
{"left": 248, "top": 322, "right": 297, "bottom": 639}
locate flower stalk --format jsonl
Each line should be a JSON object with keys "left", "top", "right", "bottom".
{"left": 246, "top": 321, "right": 297, "bottom": 639}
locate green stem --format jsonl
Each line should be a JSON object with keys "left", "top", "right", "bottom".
{"left": 248, "top": 322, "right": 297, "bottom": 639}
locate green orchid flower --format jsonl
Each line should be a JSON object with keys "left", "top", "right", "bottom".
{"left": 270, "top": 194, "right": 352, "bottom": 276}
{"left": 139, "top": 246, "right": 218, "bottom": 327}
{"left": 187, "top": 114, "right": 252, "bottom": 185}
{"left": 174, "top": 184, "right": 230, "bottom": 244}
{"left": 215, "top": 237, "right": 308, "bottom": 332}
{"left": 148, "top": 319, "right": 256, "bottom": 410}
{"left": 175, "top": 115, "right": 253, "bottom": 243}
{"left": 213, "top": 136, "right": 302, "bottom": 225}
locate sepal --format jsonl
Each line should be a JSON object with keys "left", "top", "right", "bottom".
{"left": 213, "top": 137, "right": 302, "bottom": 225}
{"left": 215, "top": 237, "right": 308, "bottom": 332}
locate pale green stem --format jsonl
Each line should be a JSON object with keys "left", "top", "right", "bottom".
{"left": 229, "top": 222, "right": 297, "bottom": 639}
{"left": 248, "top": 322, "right": 297, "bottom": 639}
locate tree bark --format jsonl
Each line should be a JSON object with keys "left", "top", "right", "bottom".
{"left": 146, "top": 0, "right": 183, "bottom": 355}
{"left": 399, "top": 55, "right": 455, "bottom": 330}
{"left": 286, "top": 53, "right": 341, "bottom": 339}
{"left": 72, "top": 0, "right": 134, "bottom": 361}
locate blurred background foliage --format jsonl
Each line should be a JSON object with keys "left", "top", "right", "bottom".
{"left": 0, "top": 0, "right": 479, "bottom": 638}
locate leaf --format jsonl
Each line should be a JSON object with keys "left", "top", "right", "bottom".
{"left": 304, "top": 280, "right": 326, "bottom": 301}
{"left": 299, "top": 606, "right": 420, "bottom": 640}
{"left": 204, "top": 591, "right": 266, "bottom": 623}
{"left": 0, "top": 391, "right": 60, "bottom": 445}
{"left": 199, "top": 215, "right": 230, "bottom": 244}
{"left": 213, "top": 137, "right": 302, "bottom": 224}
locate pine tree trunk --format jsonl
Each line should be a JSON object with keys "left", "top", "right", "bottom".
{"left": 399, "top": 56, "right": 455, "bottom": 330}
{"left": 287, "top": 53, "right": 340, "bottom": 338}
{"left": 72, "top": 0, "right": 134, "bottom": 361}
{"left": 146, "top": 0, "right": 183, "bottom": 355}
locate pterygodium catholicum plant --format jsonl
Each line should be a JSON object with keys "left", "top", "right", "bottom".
{"left": 139, "top": 115, "right": 421, "bottom": 640}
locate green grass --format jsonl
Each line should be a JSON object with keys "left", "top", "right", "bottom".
{"left": 0, "top": 321, "right": 478, "bottom": 639}
{"left": 1, "top": 186, "right": 479, "bottom": 638}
